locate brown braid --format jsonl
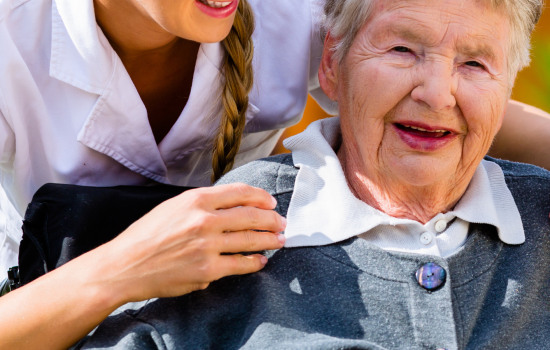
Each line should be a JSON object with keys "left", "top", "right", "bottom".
{"left": 211, "top": 0, "right": 255, "bottom": 183}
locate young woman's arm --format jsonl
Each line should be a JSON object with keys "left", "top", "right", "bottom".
{"left": 0, "top": 184, "right": 286, "bottom": 350}
{"left": 489, "top": 100, "right": 550, "bottom": 170}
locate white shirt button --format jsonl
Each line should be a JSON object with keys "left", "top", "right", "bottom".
{"left": 435, "top": 220, "right": 447, "bottom": 233}
{"left": 420, "top": 232, "right": 433, "bottom": 245}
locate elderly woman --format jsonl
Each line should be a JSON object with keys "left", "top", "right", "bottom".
{"left": 75, "top": 0, "right": 549, "bottom": 349}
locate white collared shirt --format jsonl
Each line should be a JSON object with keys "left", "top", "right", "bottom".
{"left": 0, "top": 0, "right": 334, "bottom": 275}
{"left": 282, "top": 117, "right": 525, "bottom": 257}
{"left": 0, "top": 0, "right": 334, "bottom": 214}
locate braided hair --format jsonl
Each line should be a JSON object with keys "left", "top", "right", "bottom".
{"left": 211, "top": 0, "right": 255, "bottom": 182}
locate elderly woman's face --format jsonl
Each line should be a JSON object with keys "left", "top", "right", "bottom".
{"left": 325, "top": 0, "right": 510, "bottom": 188}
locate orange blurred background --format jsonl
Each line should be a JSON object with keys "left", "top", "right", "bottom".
{"left": 273, "top": 11, "right": 550, "bottom": 154}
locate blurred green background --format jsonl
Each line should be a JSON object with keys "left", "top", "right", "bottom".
{"left": 512, "top": 13, "right": 550, "bottom": 112}
{"left": 274, "top": 12, "right": 550, "bottom": 154}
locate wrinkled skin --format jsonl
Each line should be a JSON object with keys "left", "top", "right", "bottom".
{"left": 320, "top": 0, "right": 510, "bottom": 223}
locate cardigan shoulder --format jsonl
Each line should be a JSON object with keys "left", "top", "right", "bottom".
{"left": 484, "top": 156, "right": 550, "bottom": 208}
{"left": 485, "top": 156, "right": 550, "bottom": 180}
{"left": 215, "top": 153, "right": 298, "bottom": 217}
{"left": 216, "top": 153, "right": 298, "bottom": 196}
{"left": 484, "top": 156, "right": 550, "bottom": 243}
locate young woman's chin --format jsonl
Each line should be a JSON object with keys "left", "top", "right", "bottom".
{"left": 159, "top": 0, "right": 238, "bottom": 43}
{"left": 185, "top": 18, "right": 235, "bottom": 43}
{"left": 122, "top": 0, "right": 236, "bottom": 43}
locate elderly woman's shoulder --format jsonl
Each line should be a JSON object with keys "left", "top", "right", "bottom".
{"left": 215, "top": 153, "right": 297, "bottom": 196}
{"left": 486, "top": 156, "right": 550, "bottom": 217}
{"left": 486, "top": 156, "right": 550, "bottom": 180}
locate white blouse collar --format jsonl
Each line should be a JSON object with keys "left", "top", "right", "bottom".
{"left": 50, "top": 0, "right": 115, "bottom": 94}
{"left": 282, "top": 117, "right": 525, "bottom": 248}
{"left": 50, "top": 0, "right": 227, "bottom": 182}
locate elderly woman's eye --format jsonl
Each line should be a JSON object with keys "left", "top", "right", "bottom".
{"left": 465, "top": 61, "right": 484, "bottom": 68}
{"left": 392, "top": 46, "right": 411, "bottom": 53}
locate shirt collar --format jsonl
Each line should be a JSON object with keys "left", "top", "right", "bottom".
{"left": 50, "top": 0, "right": 115, "bottom": 94}
{"left": 50, "top": 0, "right": 228, "bottom": 182}
{"left": 50, "top": 0, "right": 225, "bottom": 93}
{"left": 282, "top": 117, "right": 525, "bottom": 248}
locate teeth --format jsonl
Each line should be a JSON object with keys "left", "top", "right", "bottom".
{"left": 205, "top": 0, "right": 232, "bottom": 8}
{"left": 406, "top": 125, "right": 447, "bottom": 133}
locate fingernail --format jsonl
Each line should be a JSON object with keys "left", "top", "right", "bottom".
{"left": 281, "top": 216, "right": 287, "bottom": 228}
{"left": 271, "top": 196, "right": 277, "bottom": 207}
{"left": 278, "top": 234, "right": 286, "bottom": 245}
{"left": 260, "top": 256, "right": 268, "bottom": 265}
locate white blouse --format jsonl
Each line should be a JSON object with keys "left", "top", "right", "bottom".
{"left": 0, "top": 0, "right": 335, "bottom": 215}
{"left": 0, "top": 0, "right": 334, "bottom": 277}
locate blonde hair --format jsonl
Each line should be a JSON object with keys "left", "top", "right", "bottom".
{"left": 324, "top": 0, "right": 543, "bottom": 87}
{"left": 211, "top": 0, "right": 255, "bottom": 183}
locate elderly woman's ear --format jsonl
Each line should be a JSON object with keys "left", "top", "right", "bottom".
{"left": 318, "top": 34, "right": 340, "bottom": 101}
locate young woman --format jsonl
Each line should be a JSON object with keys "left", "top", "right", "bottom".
{"left": 0, "top": 0, "right": 549, "bottom": 349}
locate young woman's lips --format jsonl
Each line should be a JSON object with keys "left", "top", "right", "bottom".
{"left": 195, "top": 0, "right": 238, "bottom": 19}
{"left": 393, "top": 123, "right": 458, "bottom": 151}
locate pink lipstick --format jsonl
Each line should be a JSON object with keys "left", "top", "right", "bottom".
{"left": 392, "top": 122, "right": 458, "bottom": 152}
{"left": 195, "top": 0, "right": 238, "bottom": 19}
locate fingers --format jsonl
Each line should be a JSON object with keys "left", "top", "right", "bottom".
{"left": 189, "top": 183, "right": 277, "bottom": 210}
{"left": 220, "top": 230, "right": 286, "bottom": 253}
{"left": 216, "top": 206, "right": 286, "bottom": 232}
{"left": 215, "top": 254, "right": 269, "bottom": 279}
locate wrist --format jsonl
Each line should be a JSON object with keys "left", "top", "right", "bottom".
{"left": 66, "top": 242, "right": 133, "bottom": 312}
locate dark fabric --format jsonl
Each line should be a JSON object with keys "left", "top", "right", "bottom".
{"left": 19, "top": 184, "right": 192, "bottom": 285}
{"left": 77, "top": 154, "right": 550, "bottom": 350}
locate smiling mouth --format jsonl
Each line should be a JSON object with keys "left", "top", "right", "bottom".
{"left": 394, "top": 123, "right": 451, "bottom": 138}
{"left": 197, "top": 0, "right": 233, "bottom": 8}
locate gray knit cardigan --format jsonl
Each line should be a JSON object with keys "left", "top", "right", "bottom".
{"left": 77, "top": 154, "right": 550, "bottom": 350}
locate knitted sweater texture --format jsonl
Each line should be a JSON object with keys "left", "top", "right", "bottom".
{"left": 77, "top": 154, "right": 550, "bottom": 350}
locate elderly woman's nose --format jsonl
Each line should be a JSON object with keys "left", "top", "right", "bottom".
{"left": 410, "top": 63, "right": 458, "bottom": 112}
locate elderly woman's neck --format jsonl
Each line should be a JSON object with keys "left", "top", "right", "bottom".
{"left": 337, "top": 145, "right": 467, "bottom": 224}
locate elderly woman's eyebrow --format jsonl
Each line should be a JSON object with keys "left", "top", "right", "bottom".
{"left": 384, "top": 25, "right": 425, "bottom": 43}
{"left": 384, "top": 27, "right": 498, "bottom": 64}
{"left": 456, "top": 43, "right": 497, "bottom": 61}
{"left": 383, "top": 23, "right": 499, "bottom": 60}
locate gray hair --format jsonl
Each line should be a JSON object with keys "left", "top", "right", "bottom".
{"left": 323, "top": 0, "right": 544, "bottom": 85}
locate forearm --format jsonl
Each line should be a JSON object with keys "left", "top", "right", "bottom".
{"left": 0, "top": 244, "right": 125, "bottom": 350}
{"left": 0, "top": 184, "right": 285, "bottom": 349}
{"left": 489, "top": 100, "right": 550, "bottom": 170}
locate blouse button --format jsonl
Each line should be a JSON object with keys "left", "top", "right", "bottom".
{"left": 420, "top": 232, "right": 433, "bottom": 245}
{"left": 435, "top": 219, "right": 447, "bottom": 233}
{"left": 416, "top": 263, "right": 446, "bottom": 291}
